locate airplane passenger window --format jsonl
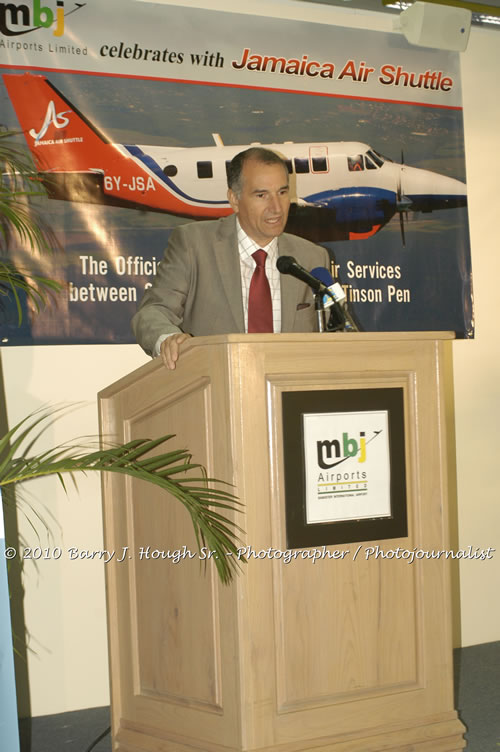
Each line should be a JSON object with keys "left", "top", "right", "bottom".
{"left": 163, "top": 164, "right": 178, "bottom": 177}
{"left": 312, "top": 157, "right": 328, "bottom": 172}
{"left": 197, "top": 161, "right": 213, "bottom": 179}
{"left": 294, "top": 158, "right": 309, "bottom": 174}
{"left": 348, "top": 155, "right": 364, "bottom": 172}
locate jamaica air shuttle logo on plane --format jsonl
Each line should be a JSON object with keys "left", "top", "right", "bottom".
{"left": 30, "top": 100, "right": 71, "bottom": 143}
{"left": 0, "top": 1, "right": 86, "bottom": 38}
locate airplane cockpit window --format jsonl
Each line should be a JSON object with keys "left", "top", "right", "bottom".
{"left": 367, "top": 149, "right": 384, "bottom": 167}
{"left": 284, "top": 159, "right": 293, "bottom": 174}
{"left": 294, "top": 158, "right": 309, "bottom": 174}
{"left": 163, "top": 164, "right": 178, "bottom": 177}
{"left": 197, "top": 161, "right": 213, "bottom": 179}
{"left": 364, "top": 155, "right": 377, "bottom": 170}
{"left": 348, "top": 155, "right": 364, "bottom": 172}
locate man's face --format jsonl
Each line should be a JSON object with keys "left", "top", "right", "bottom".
{"left": 227, "top": 158, "right": 290, "bottom": 247}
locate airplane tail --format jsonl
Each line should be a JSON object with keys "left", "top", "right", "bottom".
{"left": 2, "top": 72, "right": 213, "bottom": 216}
{"left": 2, "top": 72, "right": 112, "bottom": 174}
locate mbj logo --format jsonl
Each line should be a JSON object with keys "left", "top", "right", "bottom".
{"left": 0, "top": 1, "right": 85, "bottom": 38}
{"left": 30, "top": 100, "right": 70, "bottom": 142}
{"left": 316, "top": 431, "right": 368, "bottom": 469}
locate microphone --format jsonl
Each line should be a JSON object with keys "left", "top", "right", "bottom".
{"left": 277, "top": 255, "right": 345, "bottom": 332}
{"left": 276, "top": 255, "right": 330, "bottom": 296}
{"left": 310, "top": 266, "right": 360, "bottom": 333}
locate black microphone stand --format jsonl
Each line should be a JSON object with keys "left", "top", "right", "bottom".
{"left": 326, "top": 302, "right": 348, "bottom": 332}
{"left": 315, "top": 290, "right": 346, "bottom": 333}
{"left": 314, "top": 291, "right": 327, "bottom": 333}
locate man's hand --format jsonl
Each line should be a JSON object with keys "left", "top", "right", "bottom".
{"left": 160, "top": 333, "right": 192, "bottom": 370}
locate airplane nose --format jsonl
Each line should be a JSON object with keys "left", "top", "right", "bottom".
{"left": 401, "top": 165, "right": 467, "bottom": 211}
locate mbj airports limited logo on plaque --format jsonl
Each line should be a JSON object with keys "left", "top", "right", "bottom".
{"left": 302, "top": 411, "right": 391, "bottom": 524}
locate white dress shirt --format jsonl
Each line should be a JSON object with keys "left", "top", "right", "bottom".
{"left": 236, "top": 218, "right": 282, "bottom": 334}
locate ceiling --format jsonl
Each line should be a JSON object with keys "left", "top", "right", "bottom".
{"left": 298, "top": 0, "right": 500, "bottom": 27}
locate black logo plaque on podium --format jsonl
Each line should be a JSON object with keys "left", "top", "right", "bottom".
{"left": 282, "top": 388, "right": 408, "bottom": 549}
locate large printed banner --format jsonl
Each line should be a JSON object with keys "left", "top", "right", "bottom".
{"left": 0, "top": 1, "right": 473, "bottom": 344}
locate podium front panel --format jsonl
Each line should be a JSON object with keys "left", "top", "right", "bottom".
{"left": 99, "top": 333, "right": 465, "bottom": 752}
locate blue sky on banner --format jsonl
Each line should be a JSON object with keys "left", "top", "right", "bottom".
{"left": 0, "top": 1, "right": 472, "bottom": 344}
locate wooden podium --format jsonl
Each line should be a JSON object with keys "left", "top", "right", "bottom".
{"left": 98, "top": 333, "right": 466, "bottom": 752}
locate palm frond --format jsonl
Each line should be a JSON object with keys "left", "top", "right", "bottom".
{"left": 0, "top": 189, "right": 54, "bottom": 255}
{"left": 0, "top": 408, "right": 245, "bottom": 584}
{"left": 0, "top": 258, "right": 63, "bottom": 324}
{"left": 0, "top": 132, "right": 63, "bottom": 324}
{"left": 0, "top": 130, "right": 40, "bottom": 176}
{"left": 0, "top": 129, "right": 59, "bottom": 256}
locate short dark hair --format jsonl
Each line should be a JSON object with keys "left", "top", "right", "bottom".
{"left": 227, "top": 147, "right": 289, "bottom": 195}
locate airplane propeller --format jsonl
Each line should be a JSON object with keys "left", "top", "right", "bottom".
{"left": 395, "top": 150, "right": 412, "bottom": 247}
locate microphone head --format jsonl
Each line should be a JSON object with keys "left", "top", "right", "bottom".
{"left": 310, "top": 266, "right": 334, "bottom": 286}
{"left": 276, "top": 255, "right": 296, "bottom": 274}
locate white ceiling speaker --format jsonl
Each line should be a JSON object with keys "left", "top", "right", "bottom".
{"left": 394, "top": 1, "right": 472, "bottom": 52}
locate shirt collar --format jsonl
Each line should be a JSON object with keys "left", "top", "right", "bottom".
{"left": 236, "top": 218, "right": 279, "bottom": 263}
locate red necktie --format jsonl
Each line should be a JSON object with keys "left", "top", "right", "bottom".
{"left": 248, "top": 249, "right": 273, "bottom": 333}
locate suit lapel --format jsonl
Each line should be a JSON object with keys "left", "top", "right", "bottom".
{"left": 278, "top": 235, "right": 301, "bottom": 332}
{"left": 213, "top": 215, "right": 245, "bottom": 332}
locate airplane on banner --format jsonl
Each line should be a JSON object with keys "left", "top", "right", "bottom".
{"left": 2, "top": 72, "right": 467, "bottom": 243}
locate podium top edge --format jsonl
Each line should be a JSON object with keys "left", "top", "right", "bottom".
{"left": 180, "top": 331, "right": 457, "bottom": 345}
{"left": 163, "top": 331, "right": 457, "bottom": 353}
{"left": 98, "top": 331, "right": 456, "bottom": 399}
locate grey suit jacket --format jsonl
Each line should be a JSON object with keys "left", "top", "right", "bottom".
{"left": 132, "top": 214, "right": 331, "bottom": 356}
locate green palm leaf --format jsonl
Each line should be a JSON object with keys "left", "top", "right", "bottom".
{"left": 0, "top": 408, "right": 245, "bottom": 583}
{"left": 0, "top": 130, "right": 56, "bottom": 254}
{"left": 0, "top": 259, "right": 63, "bottom": 324}
{"left": 1, "top": 130, "right": 61, "bottom": 324}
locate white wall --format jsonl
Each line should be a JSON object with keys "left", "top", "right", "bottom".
{"left": 1, "top": 345, "right": 146, "bottom": 714}
{"left": 1, "top": 0, "right": 498, "bottom": 717}
{"left": 455, "top": 27, "right": 500, "bottom": 645}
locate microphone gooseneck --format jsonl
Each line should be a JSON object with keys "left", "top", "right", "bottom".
{"left": 276, "top": 256, "right": 360, "bottom": 333}
{"left": 276, "top": 255, "right": 328, "bottom": 295}
{"left": 277, "top": 255, "right": 343, "bottom": 332}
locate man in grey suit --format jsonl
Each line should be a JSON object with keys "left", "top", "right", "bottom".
{"left": 132, "top": 147, "right": 331, "bottom": 369}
